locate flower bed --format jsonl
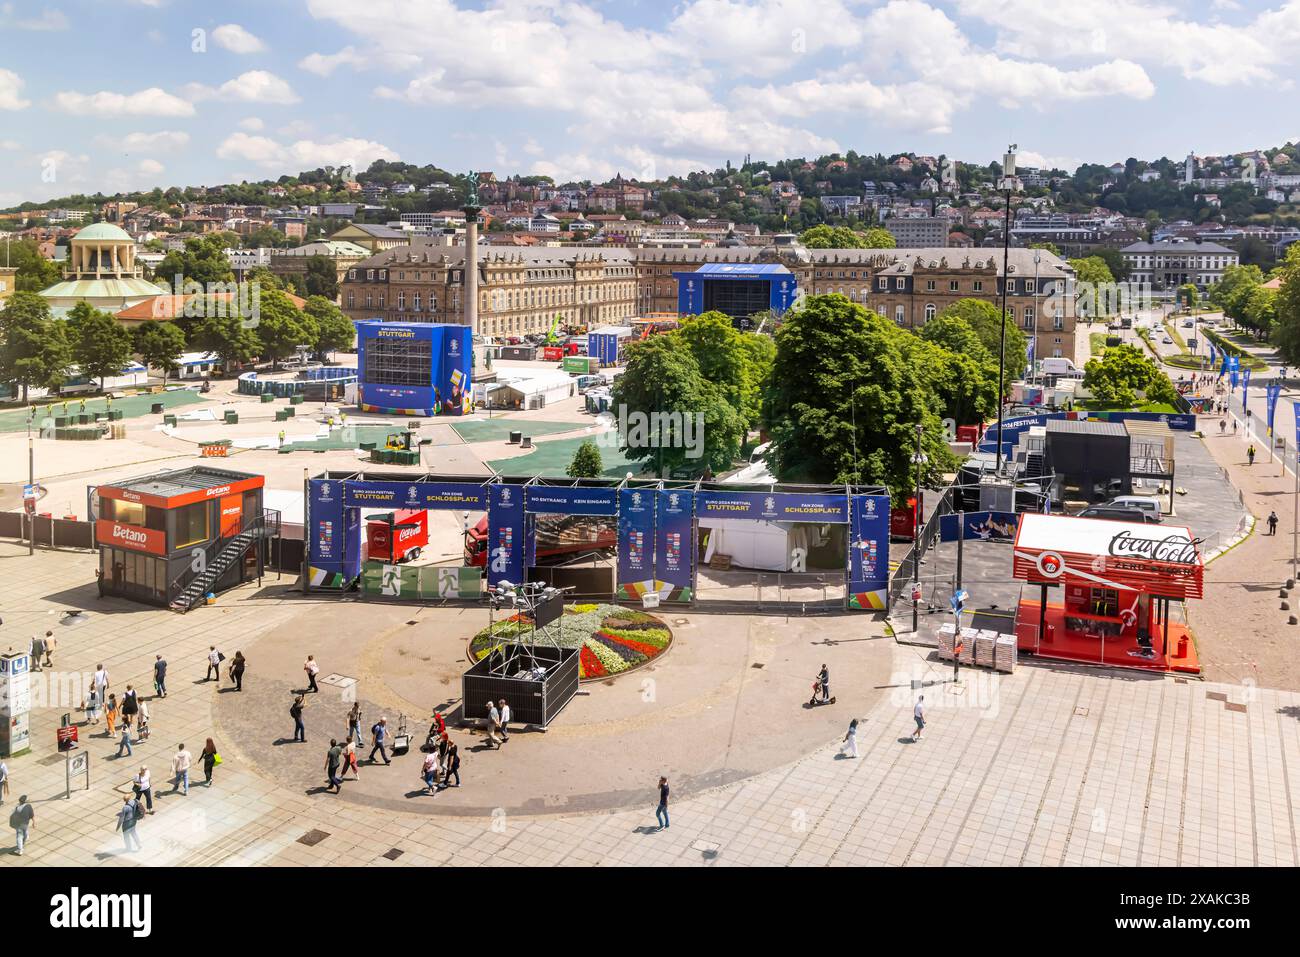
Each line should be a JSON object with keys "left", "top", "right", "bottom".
{"left": 469, "top": 603, "right": 673, "bottom": 681}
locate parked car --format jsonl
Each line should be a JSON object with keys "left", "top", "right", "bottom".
{"left": 1077, "top": 506, "right": 1161, "bottom": 523}
{"left": 1161, "top": 336, "right": 1174, "bottom": 344}
{"left": 1104, "top": 495, "right": 1163, "bottom": 519}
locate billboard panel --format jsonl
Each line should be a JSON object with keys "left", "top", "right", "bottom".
{"left": 847, "top": 494, "right": 890, "bottom": 610}
{"left": 616, "top": 487, "right": 656, "bottom": 599}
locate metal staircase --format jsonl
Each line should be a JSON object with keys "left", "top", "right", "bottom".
{"left": 169, "top": 510, "right": 274, "bottom": 613}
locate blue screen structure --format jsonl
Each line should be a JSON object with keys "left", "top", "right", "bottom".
{"left": 355, "top": 321, "right": 472, "bottom": 416}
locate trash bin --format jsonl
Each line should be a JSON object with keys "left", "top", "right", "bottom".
{"left": 163, "top": 414, "right": 177, "bottom": 427}
{"left": 151, "top": 402, "right": 164, "bottom": 414}
{"left": 289, "top": 395, "right": 304, "bottom": 406}
{"left": 260, "top": 393, "right": 275, "bottom": 403}
{"left": 224, "top": 410, "right": 239, "bottom": 424}
{"left": 520, "top": 436, "right": 533, "bottom": 449}
{"left": 509, "top": 431, "right": 522, "bottom": 444}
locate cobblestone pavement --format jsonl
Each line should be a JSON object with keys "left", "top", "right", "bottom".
{"left": 2, "top": 542, "right": 1299, "bottom": 867}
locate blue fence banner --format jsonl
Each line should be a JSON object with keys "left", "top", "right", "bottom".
{"left": 655, "top": 488, "right": 695, "bottom": 602}
{"left": 343, "top": 480, "right": 487, "bottom": 510}
{"left": 307, "top": 479, "right": 360, "bottom": 588}
{"left": 694, "top": 490, "right": 849, "bottom": 523}
{"left": 616, "top": 487, "right": 656, "bottom": 599}
{"left": 1267, "top": 381, "right": 1283, "bottom": 435}
{"left": 525, "top": 485, "right": 618, "bottom": 516}
{"left": 847, "top": 494, "right": 891, "bottom": 610}
{"left": 487, "top": 484, "right": 528, "bottom": 588}
{"left": 938, "top": 511, "right": 1021, "bottom": 543}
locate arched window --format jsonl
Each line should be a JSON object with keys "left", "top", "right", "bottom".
{"left": 924, "top": 303, "right": 936, "bottom": 322}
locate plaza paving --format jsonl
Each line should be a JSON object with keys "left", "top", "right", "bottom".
{"left": 2, "top": 540, "right": 1299, "bottom": 867}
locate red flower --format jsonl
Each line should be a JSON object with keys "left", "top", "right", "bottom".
{"left": 597, "top": 631, "right": 662, "bottom": 659}
{"left": 579, "top": 645, "right": 606, "bottom": 679}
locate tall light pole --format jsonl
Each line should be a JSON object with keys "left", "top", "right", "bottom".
{"left": 911, "top": 422, "right": 927, "bottom": 633}
{"left": 1032, "top": 248, "right": 1041, "bottom": 384}
{"left": 995, "top": 145, "right": 1020, "bottom": 473}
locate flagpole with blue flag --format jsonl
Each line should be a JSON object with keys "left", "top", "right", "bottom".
{"left": 1243, "top": 367, "right": 1252, "bottom": 417}
{"left": 1292, "top": 400, "right": 1300, "bottom": 575}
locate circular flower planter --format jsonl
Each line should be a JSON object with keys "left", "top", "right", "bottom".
{"left": 468, "top": 603, "right": 673, "bottom": 681}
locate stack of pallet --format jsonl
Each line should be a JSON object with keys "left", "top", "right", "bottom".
{"left": 936, "top": 622, "right": 957, "bottom": 661}
{"left": 994, "top": 634, "right": 1018, "bottom": 673}
{"left": 975, "top": 630, "right": 997, "bottom": 668}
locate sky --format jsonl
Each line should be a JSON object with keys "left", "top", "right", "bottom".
{"left": 0, "top": 0, "right": 1298, "bottom": 205}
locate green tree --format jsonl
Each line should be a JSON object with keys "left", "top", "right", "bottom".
{"left": 764, "top": 294, "right": 955, "bottom": 497}
{"left": 153, "top": 234, "right": 236, "bottom": 289}
{"left": 936, "top": 298, "right": 1026, "bottom": 389}
{"left": 799, "top": 225, "right": 896, "bottom": 249}
{"left": 253, "top": 288, "right": 316, "bottom": 368}
{"left": 303, "top": 256, "right": 339, "bottom": 300}
{"left": 67, "top": 303, "right": 134, "bottom": 391}
{"left": 1082, "top": 343, "right": 1178, "bottom": 408}
{"left": 1177, "top": 283, "right": 1200, "bottom": 309}
{"left": 0, "top": 292, "right": 71, "bottom": 401}
{"left": 133, "top": 321, "right": 187, "bottom": 383}
{"left": 4, "top": 238, "right": 62, "bottom": 292}
{"left": 611, "top": 335, "right": 746, "bottom": 476}
{"left": 193, "top": 313, "right": 262, "bottom": 369}
{"left": 1271, "top": 246, "right": 1300, "bottom": 364}
{"left": 566, "top": 440, "right": 604, "bottom": 478}
{"left": 1210, "top": 263, "right": 1264, "bottom": 326}
{"left": 302, "top": 295, "right": 354, "bottom": 359}
{"left": 1069, "top": 256, "right": 1118, "bottom": 317}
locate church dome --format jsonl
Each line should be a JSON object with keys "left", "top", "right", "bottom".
{"left": 72, "top": 222, "right": 133, "bottom": 243}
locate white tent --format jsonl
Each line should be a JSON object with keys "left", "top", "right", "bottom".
{"left": 699, "top": 518, "right": 793, "bottom": 572}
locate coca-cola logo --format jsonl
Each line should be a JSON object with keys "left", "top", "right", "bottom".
{"left": 1036, "top": 551, "right": 1065, "bottom": 578}
{"left": 397, "top": 525, "right": 421, "bottom": 542}
{"left": 1107, "top": 531, "right": 1197, "bottom": 565}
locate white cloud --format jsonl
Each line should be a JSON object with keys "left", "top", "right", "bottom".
{"left": 212, "top": 24, "right": 266, "bottom": 54}
{"left": 4, "top": 8, "right": 70, "bottom": 30}
{"left": 1017, "top": 150, "right": 1082, "bottom": 174}
{"left": 0, "top": 138, "right": 20, "bottom": 150}
{"left": 94, "top": 130, "right": 191, "bottom": 153}
{"left": 0, "top": 69, "right": 31, "bottom": 110}
{"left": 184, "top": 71, "right": 299, "bottom": 105}
{"left": 53, "top": 86, "right": 194, "bottom": 117}
{"left": 238, "top": 117, "right": 265, "bottom": 131}
{"left": 216, "top": 132, "right": 399, "bottom": 171}
{"left": 298, "top": 46, "right": 373, "bottom": 77}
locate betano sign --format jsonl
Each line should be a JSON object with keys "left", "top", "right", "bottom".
{"left": 96, "top": 519, "right": 166, "bottom": 555}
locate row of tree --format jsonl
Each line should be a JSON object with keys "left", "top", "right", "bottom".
{"left": 610, "top": 297, "right": 1027, "bottom": 499}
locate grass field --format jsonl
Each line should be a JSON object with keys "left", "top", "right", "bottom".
{"left": 0, "top": 388, "right": 205, "bottom": 433}
{"left": 452, "top": 419, "right": 588, "bottom": 443}
{"left": 488, "top": 434, "right": 643, "bottom": 478}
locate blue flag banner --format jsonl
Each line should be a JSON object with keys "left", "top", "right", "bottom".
{"left": 1209, "top": 342, "right": 1217, "bottom": 369}
{"left": 1243, "top": 367, "right": 1252, "bottom": 408}
{"left": 1293, "top": 400, "right": 1300, "bottom": 461}
{"left": 1229, "top": 354, "right": 1240, "bottom": 390}
{"left": 1267, "top": 381, "right": 1283, "bottom": 436}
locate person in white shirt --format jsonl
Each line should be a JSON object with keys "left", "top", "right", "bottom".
{"left": 421, "top": 750, "right": 440, "bottom": 793}
{"left": 171, "top": 744, "right": 192, "bottom": 795}
{"left": 93, "top": 664, "right": 109, "bottom": 699}
{"left": 304, "top": 655, "right": 320, "bottom": 693}
{"left": 205, "top": 646, "right": 221, "bottom": 682}
{"left": 912, "top": 695, "right": 926, "bottom": 742}
{"left": 136, "top": 700, "right": 150, "bottom": 742}
{"left": 132, "top": 766, "right": 154, "bottom": 813}
{"left": 498, "top": 698, "right": 512, "bottom": 742}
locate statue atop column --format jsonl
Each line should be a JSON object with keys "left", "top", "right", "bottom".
{"left": 465, "top": 171, "right": 480, "bottom": 210}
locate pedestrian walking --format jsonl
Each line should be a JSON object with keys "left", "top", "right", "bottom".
{"left": 421, "top": 750, "right": 440, "bottom": 793}
{"left": 1248, "top": 444, "right": 1256, "bottom": 466}
{"left": 913, "top": 695, "right": 926, "bottom": 742}
{"left": 30, "top": 633, "right": 45, "bottom": 672}
{"left": 343, "top": 735, "right": 359, "bottom": 779}
{"left": 153, "top": 655, "right": 167, "bottom": 698}
{"left": 1220, "top": 418, "right": 1226, "bottom": 434}
{"left": 655, "top": 776, "right": 670, "bottom": 830}
{"left": 369, "top": 717, "right": 390, "bottom": 764}
{"left": 346, "top": 702, "right": 363, "bottom": 746}
{"left": 205, "top": 646, "right": 222, "bottom": 682}
{"left": 116, "top": 722, "right": 133, "bottom": 758}
{"left": 41, "top": 631, "right": 54, "bottom": 669}
{"left": 84, "top": 684, "right": 101, "bottom": 725}
{"left": 952, "top": 634, "right": 963, "bottom": 684}
{"left": 136, "top": 699, "right": 150, "bottom": 742}
{"left": 839, "top": 718, "right": 860, "bottom": 758}
{"left": 132, "top": 766, "right": 154, "bottom": 814}
{"left": 200, "top": 739, "right": 219, "bottom": 786}
{"left": 10, "top": 794, "right": 34, "bottom": 856}
{"left": 442, "top": 740, "right": 460, "bottom": 788}
{"left": 325, "top": 740, "right": 344, "bottom": 793}
{"left": 229, "top": 651, "right": 246, "bottom": 691}
{"left": 1269, "top": 511, "right": 1279, "bottom": 535}
{"left": 484, "top": 701, "right": 501, "bottom": 749}
{"left": 304, "top": 655, "right": 320, "bottom": 693}
{"left": 498, "top": 698, "right": 511, "bottom": 742}
{"left": 115, "top": 795, "right": 142, "bottom": 853}
{"left": 0, "top": 760, "right": 8, "bottom": 804}
{"left": 94, "top": 663, "right": 109, "bottom": 704}
{"left": 171, "top": 744, "right": 192, "bottom": 794}
{"left": 105, "top": 693, "right": 119, "bottom": 737}
{"left": 120, "top": 685, "right": 139, "bottom": 727}
{"left": 290, "top": 695, "right": 307, "bottom": 743}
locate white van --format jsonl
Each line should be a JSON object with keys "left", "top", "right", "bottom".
{"left": 1104, "top": 495, "right": 1162, "bottom": 518}
{"left": 1039, "top": 357, "right": 1083, "bottom": 378}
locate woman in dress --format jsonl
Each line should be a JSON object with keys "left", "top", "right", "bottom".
{"left": 839, "top": 718, "right": 859, "bottom": 759}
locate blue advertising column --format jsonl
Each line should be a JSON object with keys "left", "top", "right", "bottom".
{"left": 307, "top": 478, "right": 360, "bottom": 589}
{"left": 847, "top": 494, "right": 891, "bottom": 610}
{"left": 487, "top": 484, "right": 527, "bottom": 588}
{"left": 617, "top": 487, "right": 656, "bottom": 599}
{"left": 655, "top": 488, "right": 695, "bottom": 602}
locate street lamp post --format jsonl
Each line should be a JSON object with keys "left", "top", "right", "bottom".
{"left": 995, "top": 145, "right": 1020, "bottom": 473}
{"left": 911, "top": 422, "right": 927, "bottom": 633}
{"left": 1033, "top": 248, "right": 1041, "bottom": 386}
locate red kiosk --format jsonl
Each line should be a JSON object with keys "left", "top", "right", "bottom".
{"left": 1011, "top": 513, "right": 1203, "bottom": 674}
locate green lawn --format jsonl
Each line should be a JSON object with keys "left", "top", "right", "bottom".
{"left": 0, "top": 388, "right": 205, "bottom": 433}
{"left": 452, "top": 419, "right": 588, "bottom": 443}
{"left": 488, "top": 435, "right": 643, "bottom": 478}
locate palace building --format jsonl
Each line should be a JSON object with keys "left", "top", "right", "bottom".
{"left": 340, "top": 235, "right": 1077, "bottom": 359}
{"left": 38, "top": 222, "right": 167, "bottom": 316}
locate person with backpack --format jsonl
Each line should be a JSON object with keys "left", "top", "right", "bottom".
{"left": 291, "top": 695, "right": 307, "bottom": 743}
{"left": 120, "top": 684, "right": 139, "bottom": 728}
{"left": 369, "top": 717, "right": 390, "bottom": 765}
{"left": 10, "top": 794, "right": 34, "bottom": 856}
{"left": 1248, "top": 444, "right": 1256, "bottom": 466}
{"left": 1269, "top": 511, "right": 1280, "bottom": 536}
{"left": 115, "top": 795, "right": 143, "bottom": 853}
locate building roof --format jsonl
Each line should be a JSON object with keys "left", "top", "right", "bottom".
{"left": 72, "top": 222, "right": 133, "bottom": 243}
{"left": 41, "top": 277, "right": 167, "bottom": 301}
{"left": 1121, "top": 241, "right": 1236, "bottom": 254}
{"left": 271, "top": 240, "right": 370, "bottom": 258}
{"left": 102, "top": 465, "right": 262, "bottom": 500}
{"left": 114, "top": 290, "right": 307, "bottom": 321}
{"left": 1045, "top": 418, "right": 1128, "bottom": 437}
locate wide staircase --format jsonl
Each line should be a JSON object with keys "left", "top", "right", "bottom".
{"left": 169, "top": 509, "right": 277, "bottom": 613}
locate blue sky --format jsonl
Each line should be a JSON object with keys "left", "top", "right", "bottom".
{"left": 1, "top": 0, "right": 1297, "bottom": 204}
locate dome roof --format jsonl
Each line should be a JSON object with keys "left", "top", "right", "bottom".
{"left": 72, "top": 222, "right": 133, "bottom": 243}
